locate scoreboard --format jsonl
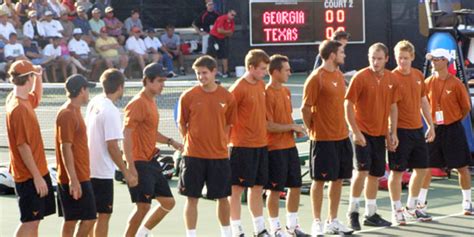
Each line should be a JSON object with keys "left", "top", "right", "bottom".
{"left": 250, "top": 0, "right": 366, "bottom": 46}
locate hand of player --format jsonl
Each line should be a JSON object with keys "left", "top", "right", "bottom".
{"left": 353, "top": 132, "right": 366, "bottom": 147}
{"left": 387, "top": 133, "right": 399, "bottom": 152}
{"left": 292, "top": 124, "right": 305, "bottom": 133}
{"left": 123, "top": 169, "right": 138, "bottom": 188}
{"left": 69, "top": 180, "right": 82, "bottom": 200}
{"left": 425, "top": 126, "right": 435, "bottom": 143}
{"left": 33, "top": 176, "right": 48, "bottom": 198}
{"left": 171, "top": 140, "right": 184, "bottom": 152}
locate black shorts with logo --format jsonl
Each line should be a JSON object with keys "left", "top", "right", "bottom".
{"left": 428, "top": 121, "right": 471, "bottom": 169}
{"left": 57, "top": 181, "right": 97, "bottom": 221}
{"left": 230, "top": 146, "right": 268, "bottom": 187}
{"left": 178, "top": 156, "right": 231, "bottom": 199}
{"left": 208, "top": 35, "right": 229, "bottom": 59}
{"left": 310, "top": 138, "right": 353, "bottom": 181}
{"left": 388, "top": 128, "right": 429, "bottom": 171}
{"left": 91, "top": 178, "right": 114, "bottom": 214}
{"left": 264, "top": 147, "right": 302, "bottom": 191}
{"left": 355, "top": 133, "right": 386, "bottom": 177}
{"left": 15, "top": 173, "right": 56, "bottom": 223}
{"left": 128, "top": 158, "right": 173, "bottom": 204}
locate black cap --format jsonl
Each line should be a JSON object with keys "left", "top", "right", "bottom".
{"left": 65, "top": 74, "right": 96, "bottom": 94}
{"left": 145, "top": 27, "right": 155, "bottom": 33}
{"left": 143, "top": 63, "right": 170, "bottom": 79}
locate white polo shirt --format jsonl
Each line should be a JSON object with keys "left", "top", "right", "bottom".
{"left": 86, "top": 95, "right": 124, "bottom": 179}
{"left": 0, "top": 22, "right": 16, "bottom": 40}
{"left": 125, "top": 36, "right": 147, "bottom": 55}
{"left": 43, "top": 44, "right": 62, "bottom": 57}
{"left": 68, "top": 38, "right": 90, "bottom": 56}
{"left": 144, "top": 36, "right": 163, "bottom": 51}
{"left": 4, "top": 43, "right": 24, "bottom": 58}
{"left": 40, "top": 19, "right": 64, "bottom": 37}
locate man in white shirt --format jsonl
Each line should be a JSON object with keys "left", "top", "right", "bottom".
{"left": 43, "top": 36, "right": 69, "bottom": 82}
{"left": 4, "top": 33, "right": 28, "bottom": 63}
{"left": 23, "top": 11, "right": 45, "bottom": 42}
{"left": 0, "top": 10, "right": 16, "bottom": 43}
{"left": 144, "top": 28, "right": 175, "bottom": 77}
{"left": 125, "top": 26, "right": 159, "bottom": 72}
{"left": 68, "top": 28, "right": 102, "bottom": 77}
{"left": 40, "top": 10, "right": 64, "bottom": 38}
{"left": 86, "top": 68, "right": 137, "bottom": 237}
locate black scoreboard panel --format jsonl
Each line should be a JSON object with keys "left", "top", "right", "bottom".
{"left": 250, "top": 0, "right": 365, "bottom": 46}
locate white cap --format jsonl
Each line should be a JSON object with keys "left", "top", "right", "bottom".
{"left": 44, "top": 10, "right": 53, "bottom": 16}
{"left": 426, "top": 48, "right": 453, "bottom": 61}
{"left": 73, "top": 28, "right": 83, "bottom": 35}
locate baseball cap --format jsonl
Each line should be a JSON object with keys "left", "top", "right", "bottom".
{"left": 145, "top": 27, "right": 156, "bottom": 33}
{"left": 92, "top": 8, "right": 101, "bottom": 14}
{"left": 28, "top": 11, "right": 37, "bottom": 18}
{"left": 44, "top": 10, "right": 53, "bottom": 16}
{"left": 65, "top": 74, "right": 96, "bottom": 95}
{"left": 8, "top": 60, "right": 42, "bottom": 77}
{"left": 131, "top": 26, "right": 141, "bottom": 33}
{"left": 426, "top": 48, "right": 452, "bottom": 61}
{"left": 76, "top": 6, "right": 85, "bottom": 12}
{"left": 143, "top": 63, "right": 169, "bottom": 79}
{"left": 105, "top": 6, "right": 114, "bottom": 13}
{"left": 73, "top": 28, "right": 83, "bottom": 35}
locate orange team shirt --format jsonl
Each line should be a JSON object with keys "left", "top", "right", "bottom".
{"left": 229, "top": 78, "right": 267, "bottom": 147}
{"left": 392, "top": 68, "right": 426, "bottom": 129}
{"left": 302, "top": 68, "right": 349, "bottom": 141}
{"left": 179, "top": 86, "right": 237, "bottom": 159}
{"left": 266, "top": 85, "right": 296, "bottom": 150}
{"left": 55, "top": 102, "right": 90, "bottom": 184}
{"left": 425, "top": 74, "right": 470, "bottom": 125}
{"left": 123, "top": 91, "right": 159, "bottom": 161}
{"left": 6, "top": 92, "right": 48, "bottom": 182}
{"left": 345, "top": 67, "right": 401, "bottom": 137}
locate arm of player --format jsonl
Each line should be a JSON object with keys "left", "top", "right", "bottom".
{"left": 267, "top": 121, "right": 304, "bottom": 133}
{"left": 107, "top": 139, "right": 137, "bottom": 187}
{"left": 60, "top": 143, "right": 82, "bottom": 200}
{"left": 345, "top": 99, "right": 366, "bottom": 147}
{"left": 122, "top": 128, "right": 137, "bottom": 179}
{"left": 387, "top": 103, "right": 399, "bottom": 151}
{"left": 156, "top": 132, "right": 183, "bottom": 152}
{"left": 421, "top": 96, "right": 435, "bottom": 142}
{"left": 300, "top": 104, "right": 312, "bottom": 133}
{"left": 32, "top": 67, "right": 43, "bottom": 102}
{"left": 17, "top": 143, "right": 48, "bottom": 197}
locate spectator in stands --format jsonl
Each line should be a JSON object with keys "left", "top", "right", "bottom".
{"left": 89, "top": 8, "right": 105, "bottom": 38}
{"left": 31, "top": 0, "right": 54, "bottom": 20}
{"left": 4, "top": 33, "right": 28, "bottom": 63}
{"left": 103, "top": 6, "right": 125, "bottom": 45}
{"left": 126, "top": 26, "right": 160, "bottom": 73}
{"left": 73, "top": 6, "right": 93, "bottom": 44}
{"left": 15, "top": 0, "right": 30, "bottom": 25}
{"left": 43, "top": 35, "right": 69, "bottom": 82}
{"left": 0, "top": 0, "right": 21, "bottom": 27}
{"left": 96, "top": 27, "right": 128, "bottom": 74}
{"left": 69, "top": 28, "right": 101, "bottom": 76}
{"left": 0, "top": 42, "right": 5, "bottom": 82}
{"left": 23, "top": 37, "right": 54, "bottom": 81}
{"left": 23, "top": 11, "right": 49, "bottom": 48}
{"left": 92, "top": 0, "right": 111, "bottom": 17}
{"left": 59, "top": 10, "right": 74, "bottom": 39}
{"left": 192, "top": 0, "right": 220, "bottom": 54}
{"left": 41, "top": 10, "right": 64, "bottom": 38}
{"left": 59, "top": 36, "right": 90, "bottom": 76}
{"left": 124, "top": 9, "right": 143, "bottom": 35}
{"left": 75, "top": 0, "right": 93, "bottom": 14}
{"left": 49, "top": 0, "right": 67, "bottom": 19}
{"left": 161, "top": 24, "right": 185, "bottom": 75}
{"left": 208, "top": 9, "right": 236, "bottom": 78}
{"left": 0, "top": 10, "right": 16, "bottom": 43}
{"left": 62, "top": 0, "right": 77, "bottom": 21}
{"left": 144, "top": 28, "right": 176, "bottom": 77}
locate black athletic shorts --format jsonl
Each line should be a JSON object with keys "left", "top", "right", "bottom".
{"left": 128, "top": 158, "right": 173, "bottom": 204}
{"left": 388, "top": 128, "right": 429, "bottom": 171}
{"left": 264, "top": 147, "right": 302, "bottom": 191}
{"left": 57, "top": 181, "right": 97, "bottom": 221}
{"left": 310, "top": 138, "right": 353, "bottom": 181}
{"left": 15, "top": 173, "right": 56, "bottom": 223}
{"left": 208, "top": 35, "right": 229, "bottom": 59}
{"left": 355, "top": 133, "right": 386, "bottom": 177}
{"left": 91, "top": 178, "right": 114, "bottom": 214}
{"left": 178, "top": 156, "right": 231, "bottom": 199}
{"left": 230, "top": 146, "right": 268, "bottom": 187}
{"left": 428, "top": 121, "right": 471, "bottom": 169}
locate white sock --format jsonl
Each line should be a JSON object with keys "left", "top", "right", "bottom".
{"left": 418, "top": 188, "right": 428, "bottom": 205}
{"left": 231, "top": 220, "right": 243, "bottom": 236}
{"left": 365, "top": 199, "right": 377, "bottom": 217}
{"left": 391, "top": 200, "right": 402, "bottom": 211}
{"left": 406, "top": 196, "right": 417, "bottom": 210}
{"left": 252, "top": 216, "right": 265, "bottom": 234}
{"left": 220, "top": 226, "right": 231, "bottom": 237}
{"left": 286, "top": 212, "right": 298, "bottom": 230}
{"left": 186, "top": 229, "right": 196, "bottom": 237}
{"left": 462, "top": 189, "right": 472, "bottom": 203}
{"left": 268, "top": 217, "right": 281, "bottom": 232}
{"left": 136, "top": 226, "right": 151, "bottom": 237}
{"left": 348, "top": 196, "right": 360, "bottom": 213}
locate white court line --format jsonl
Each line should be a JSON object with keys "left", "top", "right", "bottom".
{"left": 356, "top": 212, "right": 465, "bottom": 233}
